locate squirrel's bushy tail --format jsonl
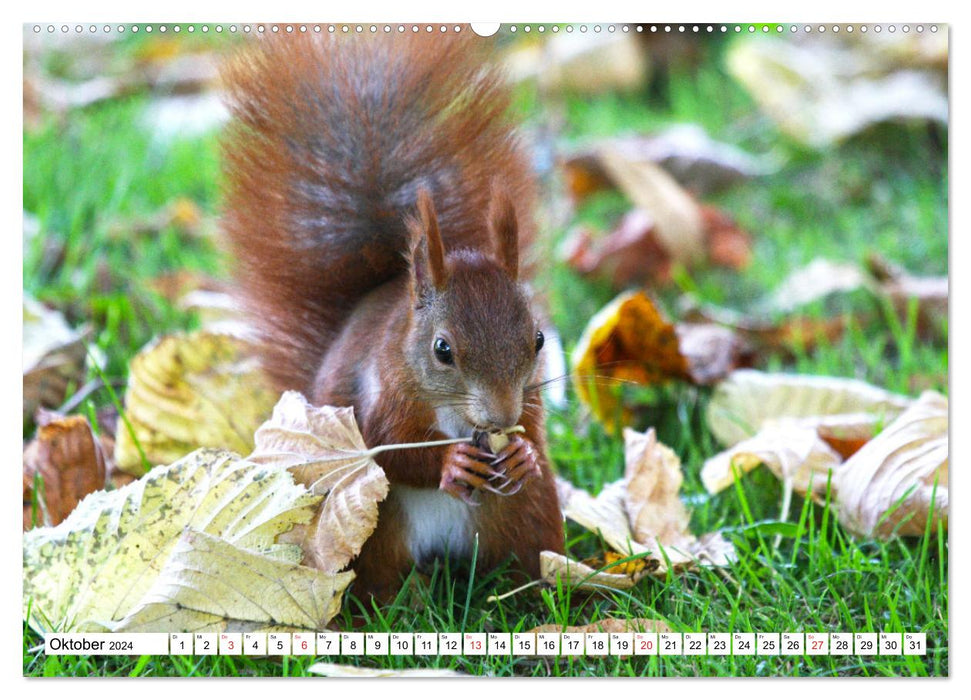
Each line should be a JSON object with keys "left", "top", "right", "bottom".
{"left": 221, "top": 31, "right": 536, "bottom": 393}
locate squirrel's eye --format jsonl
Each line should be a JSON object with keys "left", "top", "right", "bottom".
{"left": 535, "top": 330, "right": 545, "bottom": 354}
{"left": 433, "top": 337, "right": 454, "bottom": 365}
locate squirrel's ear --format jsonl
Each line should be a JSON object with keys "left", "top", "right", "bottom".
{"left": 407, "top": 188, "right": 448, "bottom": 295}
{"left": 488, "top": 186, "right": 519, "bottom": 281}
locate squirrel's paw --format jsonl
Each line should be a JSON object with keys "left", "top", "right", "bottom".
{"left": 440, "top": 442, "right": 505, "bottom": 506}
{"left": 488, "top": 435, "right": 541, "bottom": 496}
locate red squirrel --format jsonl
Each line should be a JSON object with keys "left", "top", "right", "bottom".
{"left": 221, "top": 31, "right": 564, "bottom": 601}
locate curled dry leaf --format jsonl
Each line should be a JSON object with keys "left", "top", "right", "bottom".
{"left": 248, "top": 392, "right": 390, "bottom": 574}
{"left": 701, "top": 420, "right": 843, "bottom": 498}
{"left": 558, "top": 210, "right": 671, "bottom": 287}
{"left": 23, "top": 413, "right": 107, "bottom": 529}
{"left": 558, "top": 204, "right": 753, "bottom": 289}
{"left": 23, "top": 447, "right": 330, "bottom": 634}
{"left": 530, "top": 617, "right": 670, "bottom": 635}
{"left": 572, "top": 291, "right": 752, "bottom": 431}
{"left": 114, "top": 331, "right": 278, "bottom": 474}
{"left": 623, "top": 428, "right": 691, "bottom": 546}
{"left": 702, "top": 375, "right": 947, "bottom": 540}
{"left": 554, "top": 428, "right": 735, "bottom": 585}
{"left": 833, "top": 391, "right": 947, "bottom": 538}
{"left": 23, "top": 296, "right": 89, "bottom": 423}
{"left": 706, "top": 369, "right": 912, "bottom": 448}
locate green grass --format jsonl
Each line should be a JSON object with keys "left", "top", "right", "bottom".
{"left": 22, "top": 33, "right": 947, "bottom": 677}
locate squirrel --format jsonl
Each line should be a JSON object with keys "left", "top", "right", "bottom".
{"left": 221, "top": 31, "right": 564, "bottom": 602}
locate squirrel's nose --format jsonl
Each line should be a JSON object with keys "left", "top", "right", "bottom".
{"left": 479, "top": 391, "right": 523, "bottom": 430}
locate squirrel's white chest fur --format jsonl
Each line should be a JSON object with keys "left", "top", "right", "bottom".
{"left": 395, "top": 486, "right": 474, "bottom": 564}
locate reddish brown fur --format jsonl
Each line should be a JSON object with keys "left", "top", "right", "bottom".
{"left": 221, "top": 30, "right": 561, "bottom": 601}
{"left": 222, "top": 31, "right": 537, "bottom": 393}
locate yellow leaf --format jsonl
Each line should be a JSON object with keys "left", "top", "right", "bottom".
{"left": 114, "top": 331, "right": 278, "bottom": 474}
{"left": 23, "top": 448, "right": 322, "bottom": 633}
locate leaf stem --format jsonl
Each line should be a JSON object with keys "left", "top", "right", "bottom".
{"left": 364, "top": 425, "right": 525, "bottom": 457}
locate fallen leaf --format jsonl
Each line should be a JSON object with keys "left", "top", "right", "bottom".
{"left": 23, "top": 413, "right": 107, "bottom": 529}
{"left": 558, "top": 210, "right": 671, "bottom": 286}
{"left": 248, "top": 392, "right": 390, "bottom": 574}
{"left": 505, "top": 31, "right": 650, "bottom": 95}
{"left": 178, "top": 290, "right": 254, "bottom": 338}
{"left": 540, "top": 550, "right": 644, "bottom": 591}
{"left": 308, "top": 663, "right": 466, "bottom": 677}
{"left": 556, "top": 429, "right": 735, "bottom": 577}
{"left": 701, "top": 420, "right": 843, "bottom": 499}
{"left": 865, "top": 253, "right": 948, "bottom": 340}
{"left": 23, "top": 447, "right": 327, "bottom": 634}
{"left": 112, "top": 530, "right": 353, "bottom": 633}
{"left": 833, "top": 391, "right": 947, "bottom": 538}
{"left": 706, "top": 369, "right": 912, "bottom": 448}
{"left": 679, "top": 296, "right": 852, "bottom": 356}
{"left": 767, "top": 259, "right": 870, "bottom": 314}
{"left": 114, "top": 331, "right": 278, "bottom": 474}
{"left": 699, "top": 204, "right": 753, "bottom": 270}
{"left": 702, "top": 375, "right": 946, "bottom": 541}
{"left": 598, "top": 148, "right": 706, "bottom": 267}
{"left": 529, "top": 617, "right": 670, "bottom": 635}
{"left": 624, "top": 428, "right": 692, "bottom": 546}
{"left": 571, "top": 291, "right": 752, "bottom": 430}
{"left": 23, "top": 296, "right": 89, "bottom": 423}
{"left": 564, "top": 125, "right": 774, "bottom": 199}
{"left": 727, "top": 34, "right": 947, "bottom": 147}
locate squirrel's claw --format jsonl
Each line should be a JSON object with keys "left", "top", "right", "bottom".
{"left": 489, "top": 435, "right": 541, "bottom": 496}
{"left": 441, "top": 441, "right": 503, "bottom": 505}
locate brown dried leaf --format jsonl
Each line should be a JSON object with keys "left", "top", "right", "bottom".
{"left": 530, "top": 617, "right": 670, "bottom": 635}
{"left": 623, "top": 428, "right": 690, "bottom": 546}
{"left": 833, "top": 391, "right": 947, "bottom": 538}
{"left": 699, "top": 204, "right": 752, "bottom": 270}
{"left": 23, "top": 414, "right": 107, "bottom": 529}
{"left": 571, "top": 291, "right": 752, "bottom": 431}
{"left": 558, "top": 210, "right": 671, "bottom": 287}
{"left": 248, "top": 392, "right": 390, "bottom": 574}
{"left": 564, "top": 126, "right": 773, "bottom": 200}
{"left": 598, "top": 148, "right": 706, "bottom": 266}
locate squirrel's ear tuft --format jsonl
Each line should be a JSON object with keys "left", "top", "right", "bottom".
{"left": 488, "top": 185, "right": 519, "bottom": 281}
{"left": 407, "top": 188, "right": 448, "bottom": 296}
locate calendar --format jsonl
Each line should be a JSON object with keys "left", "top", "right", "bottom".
{"left": 43, "top": 632, "right": 928, "bottom": 657}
